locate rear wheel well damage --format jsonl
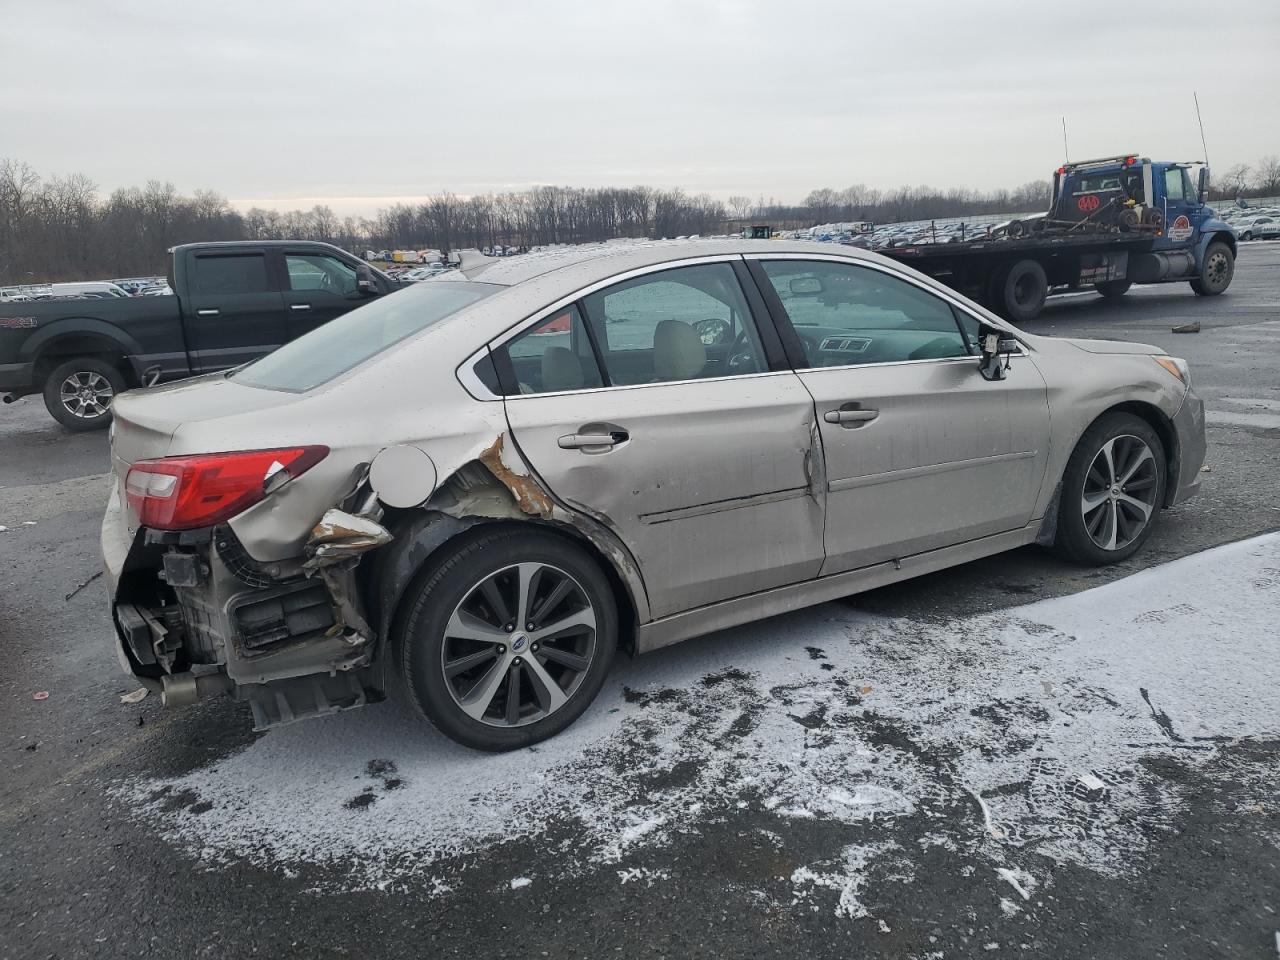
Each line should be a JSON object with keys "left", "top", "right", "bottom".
{"left": 366, "top": 459, "right": 643, "bottom": 678}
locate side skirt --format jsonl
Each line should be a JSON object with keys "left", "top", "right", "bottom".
{"left": 634, "top": 522, "right": 1042, "bottom": 654}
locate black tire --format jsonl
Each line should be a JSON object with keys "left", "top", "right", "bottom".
{"left": 400, "top": 526, "right": 618, "bottom": 751}
{"left": 1190, "top": 241, "right": 1233, "bottom": 296}
{"left": 1053, "top": 412, "right": 1167, "bottom": 566}
{"left": 1094, "top": 280, "right": 1132, "bottom": 299}
{"left": 42, "top": 356, "right": 126, "bottom": 431}
{"left": 1239, "top": 231, "right": 1253, "bottom": 241}
{"left": 994, "top": 259, "right": 1047, "bottom": 323}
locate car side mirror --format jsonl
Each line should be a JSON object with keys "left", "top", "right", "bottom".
{"left": 355, "top": 264, "right": 381, "bottom": 296}
{"left": 978, "top": 324, "right": 1018, "bottom": 381}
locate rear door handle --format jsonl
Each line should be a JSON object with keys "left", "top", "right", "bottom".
{"left": 824, "top": 406, "right": 879, "bottom": 427}
{"left": 289, "top": 303, "right": 312, "bottom": 311}
{"left": 557, "top": 429, "right": 629, "bottom": 450}
{"left": 196, "top": 308, "right": 220, "bottom": 317}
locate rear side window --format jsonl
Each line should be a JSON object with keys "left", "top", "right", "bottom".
{"left": 235, "top": 281, "right": 499, "bottom": 391}
{"left": 499, "top": 305, "right": 604, "bottom": 395}
{"left": 191, "top": 254, "right": 269, "bottom": 295}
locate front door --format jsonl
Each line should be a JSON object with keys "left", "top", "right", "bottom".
{"left": 500, "top": 260, "right": 825, "bottom": 619}
{"left": 1157, "top": 165, "right": 1201, "bottom": 250}
{"left": 750, "top": 256, "right": 1051, "bottom": 575}
{"left": 183, "top": 249, "right": 285, "bottom": 373}
{"left": 281, "top": 250, "right": 363, "bottom": 339}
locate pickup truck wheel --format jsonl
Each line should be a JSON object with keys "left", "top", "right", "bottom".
{"left": 1190, "top": 241, "right": 1233, "bottom": 296}
{"left": 995, "top": 259, "right": 1047, "bottom": 323}
{"left": 1052, "top": 412, "right": 1166, "bottom": 566}
{"left": 401, "top": 527, "right": 618, "bottom": 751}
{"left": 1094, "top": 280, "right": 1132, "bottom": 299}
{"left": 43, "top": 357, "right": 125, "bottom": 431}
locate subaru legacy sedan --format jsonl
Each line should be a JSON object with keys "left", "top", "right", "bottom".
{"left": 102, "top": 240, "right": 1204, "bottom": 750}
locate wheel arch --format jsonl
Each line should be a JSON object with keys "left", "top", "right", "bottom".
{"left": 366, "top": 468, "right": 646, "bottom": 674}
{"left": 32, "top": 330, "right": 140, "bottom": 387}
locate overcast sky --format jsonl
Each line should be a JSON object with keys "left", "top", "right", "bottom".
{"left": 4, "top": 0, "right": 1278, "bottom": 218}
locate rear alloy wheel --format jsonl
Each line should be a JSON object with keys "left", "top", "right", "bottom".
{"left": 43, "top": 357, "right": 126, "bottom": 431}
{"left": 402, "top": 528, "right": 617, "bottom": 750}
{"left": 1094, "top": 280, "right": 1132, "bottom": 299}
{"left": 1053, "top": 413, "right": 1166, "bottom": 565}
{"left": 1190, "top": 241, "right": 1233, "bottom": 296}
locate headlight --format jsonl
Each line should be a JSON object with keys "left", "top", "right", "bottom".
{"left": 1153, "top": 356, "right": 1190, "bottom": 385}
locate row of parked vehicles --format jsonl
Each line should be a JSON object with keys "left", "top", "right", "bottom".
{"left": 0, "top": 277, "right": 172, "bottom": 303}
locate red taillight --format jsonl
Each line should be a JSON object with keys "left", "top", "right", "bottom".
{"left": 125, "top": 446, "right": 328, "bottom": 530}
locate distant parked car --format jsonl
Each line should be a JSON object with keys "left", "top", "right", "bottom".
{"left": 45, "top": 281, "right": 132, "bottom": 299}
{"left": 1238, "top": 217, "right": 1280, "bottom": 241}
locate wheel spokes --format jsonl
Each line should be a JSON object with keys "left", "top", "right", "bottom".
{"left": 523, "top": 654, "right": 569, "bottom": 714}
{"left": 458, "top": 658, "right": 508, "bottom": 720}
{"left": 446, "top": 608, "right": 509, "bottom": 644}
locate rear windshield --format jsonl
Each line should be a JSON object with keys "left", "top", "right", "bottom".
{"left": 234, "top": 280, "right": 499, "bottom": 392}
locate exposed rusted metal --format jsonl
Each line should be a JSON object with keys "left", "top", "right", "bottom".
{"left": 477, "top": 435, "right": 554, "bottom": 519}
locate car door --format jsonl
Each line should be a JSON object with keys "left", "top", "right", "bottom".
{"left": 183, "top": 249, "right": 286, "bottom": 373}
{"left": 281, "top": 250, "right": 363, "bottom": 339}
{"left": 748, "top": 255, "right": 1051, "bottom": 576}
{"left": 499, "top": 258, "right": 825, "bottom": 620}
{"left": 1157, "top": 166, "right": 1199, "bottom": 247}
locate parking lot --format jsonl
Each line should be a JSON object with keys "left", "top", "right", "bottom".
{"left": 2, "top": 243, "right": 1278, "bottom": 959}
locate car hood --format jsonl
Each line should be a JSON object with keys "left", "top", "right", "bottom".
{"left": 1062, "top": 337, "right": 1164, "bottom": 356}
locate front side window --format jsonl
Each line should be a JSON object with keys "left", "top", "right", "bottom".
{"left": 191, "top": 254, "right": 269, "bottom": 295}
{"left": 580, "top": 263, "right": 767, "bottom": 385}
{"left": 286, "top": 254, "right": 358, "bottom": 297}
{"left": 501, "top": 304, "right": 604, "bottom": 395}
{"left": 759, "top": 260, "right": 970, "bottom": 366}
{"left": 235, "top": 281, "right": 499, "bottom": 391}
{"left": 1164, "top": 168, "right": 1186, "bottom": 202}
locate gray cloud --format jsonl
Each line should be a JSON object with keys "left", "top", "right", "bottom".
{"left": 4, "top": 0, "right": 1277, "bottom": 218}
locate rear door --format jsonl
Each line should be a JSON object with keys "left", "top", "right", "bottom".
{"left": 182, "top": 249, "right": 286, "bottom": 372}
{"left": 499, "top": 258, "right": 825, "bottom": 620}
{"left": 281, "top": 250, "right": 363, "bottom": 339}
{"left": 749, "top": 255, "right": 1050, "bottom": 576}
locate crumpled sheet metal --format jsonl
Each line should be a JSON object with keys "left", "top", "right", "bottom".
{"left": 302, "top": 508, "right": 394, "bottom": 573}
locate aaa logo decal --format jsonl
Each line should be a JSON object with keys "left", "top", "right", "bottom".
{"left": 1077, "top": 194, "right": 1102, "bottom": 213}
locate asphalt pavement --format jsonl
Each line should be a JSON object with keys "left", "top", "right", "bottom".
{"left": 2, "top": 244, "right": 1278, "bottom": 960}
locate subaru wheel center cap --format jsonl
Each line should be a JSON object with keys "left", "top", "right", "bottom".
{"left": 511, "top": 634, "right": 529, "bottom": 653}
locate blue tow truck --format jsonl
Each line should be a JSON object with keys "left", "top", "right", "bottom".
{"left": 879, "top": 153, "right": 1238, "bottom": 322}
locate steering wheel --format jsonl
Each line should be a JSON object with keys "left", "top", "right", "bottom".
{"left": 726, "top": 329, "right": 760, "bottom": 372}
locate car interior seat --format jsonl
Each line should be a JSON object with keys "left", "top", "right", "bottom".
{"left": 653, "top": 319, "right": 706, "bottom": 381}
{"left": 541, "top": 346, "right": 585, "bottom": 392}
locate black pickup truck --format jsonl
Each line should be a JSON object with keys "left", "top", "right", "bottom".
{"left": 0, "top": 241, "right": 396, "bottom": 430}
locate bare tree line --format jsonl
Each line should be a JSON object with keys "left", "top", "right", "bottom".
{"left": 2, "top": 154, "right": 1277, "bottom": 284}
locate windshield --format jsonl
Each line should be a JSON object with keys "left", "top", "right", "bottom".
{"left": 234, "top": 280, "right": 500, "bottom": 392}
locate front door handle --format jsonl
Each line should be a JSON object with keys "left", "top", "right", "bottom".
{"left": 289, "top": 303, "right": 312, "bottom": 312}
{"left": 824, "top": 405, "right": 879, "bottom": 427}
{"left": 196, "top": 308, "right": 220, "bottom": 317}
{"left": 557, "top": 428, "right": 629, "bottom": 451}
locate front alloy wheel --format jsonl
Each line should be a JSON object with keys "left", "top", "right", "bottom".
{"left": 1080, "top": 435, "right": 1159, "bottom": 551}
{"left": 1053, "top": 412, "right": 1167, "bottom": 566}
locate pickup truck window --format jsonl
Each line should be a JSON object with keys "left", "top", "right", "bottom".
{"left": 233, "top": 280, "right": 500, "bottom": 392}
{"left": 286, "top": 254, "right": 358, "bottom": 296}
{"left": 192, "top": 254, "right": 270, "bottom": 295}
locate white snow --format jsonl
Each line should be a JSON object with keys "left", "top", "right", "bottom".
{"left": 509, "top": 876, "right": 531, "bottom": 889}
{"left": 116, "top": 533, "right": 1280, "bottom": 914}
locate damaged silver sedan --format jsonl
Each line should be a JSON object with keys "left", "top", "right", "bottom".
{"left": 102, "top": 240, "right": 1205, "bottom": 750}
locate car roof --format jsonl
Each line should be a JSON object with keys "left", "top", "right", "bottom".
{"left": 453, "top": 238, "right": 885, "bottom": 289}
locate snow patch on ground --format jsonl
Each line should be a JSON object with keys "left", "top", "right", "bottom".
{"left": 116, "top": 534, "right": 1280, "bottom": 916}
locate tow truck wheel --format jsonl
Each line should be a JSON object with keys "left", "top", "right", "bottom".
{"left": 994, "top": 259, "right": 1048, "bottom": 323}
{"left": 1190, "top": 241, "right": 1233, "bottom": 296}
{"left": 1094, "top": 280, "right": 1132, "bottom": 299}
{"left": 42, "top": 357, "right": 126, "bottom": 431}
